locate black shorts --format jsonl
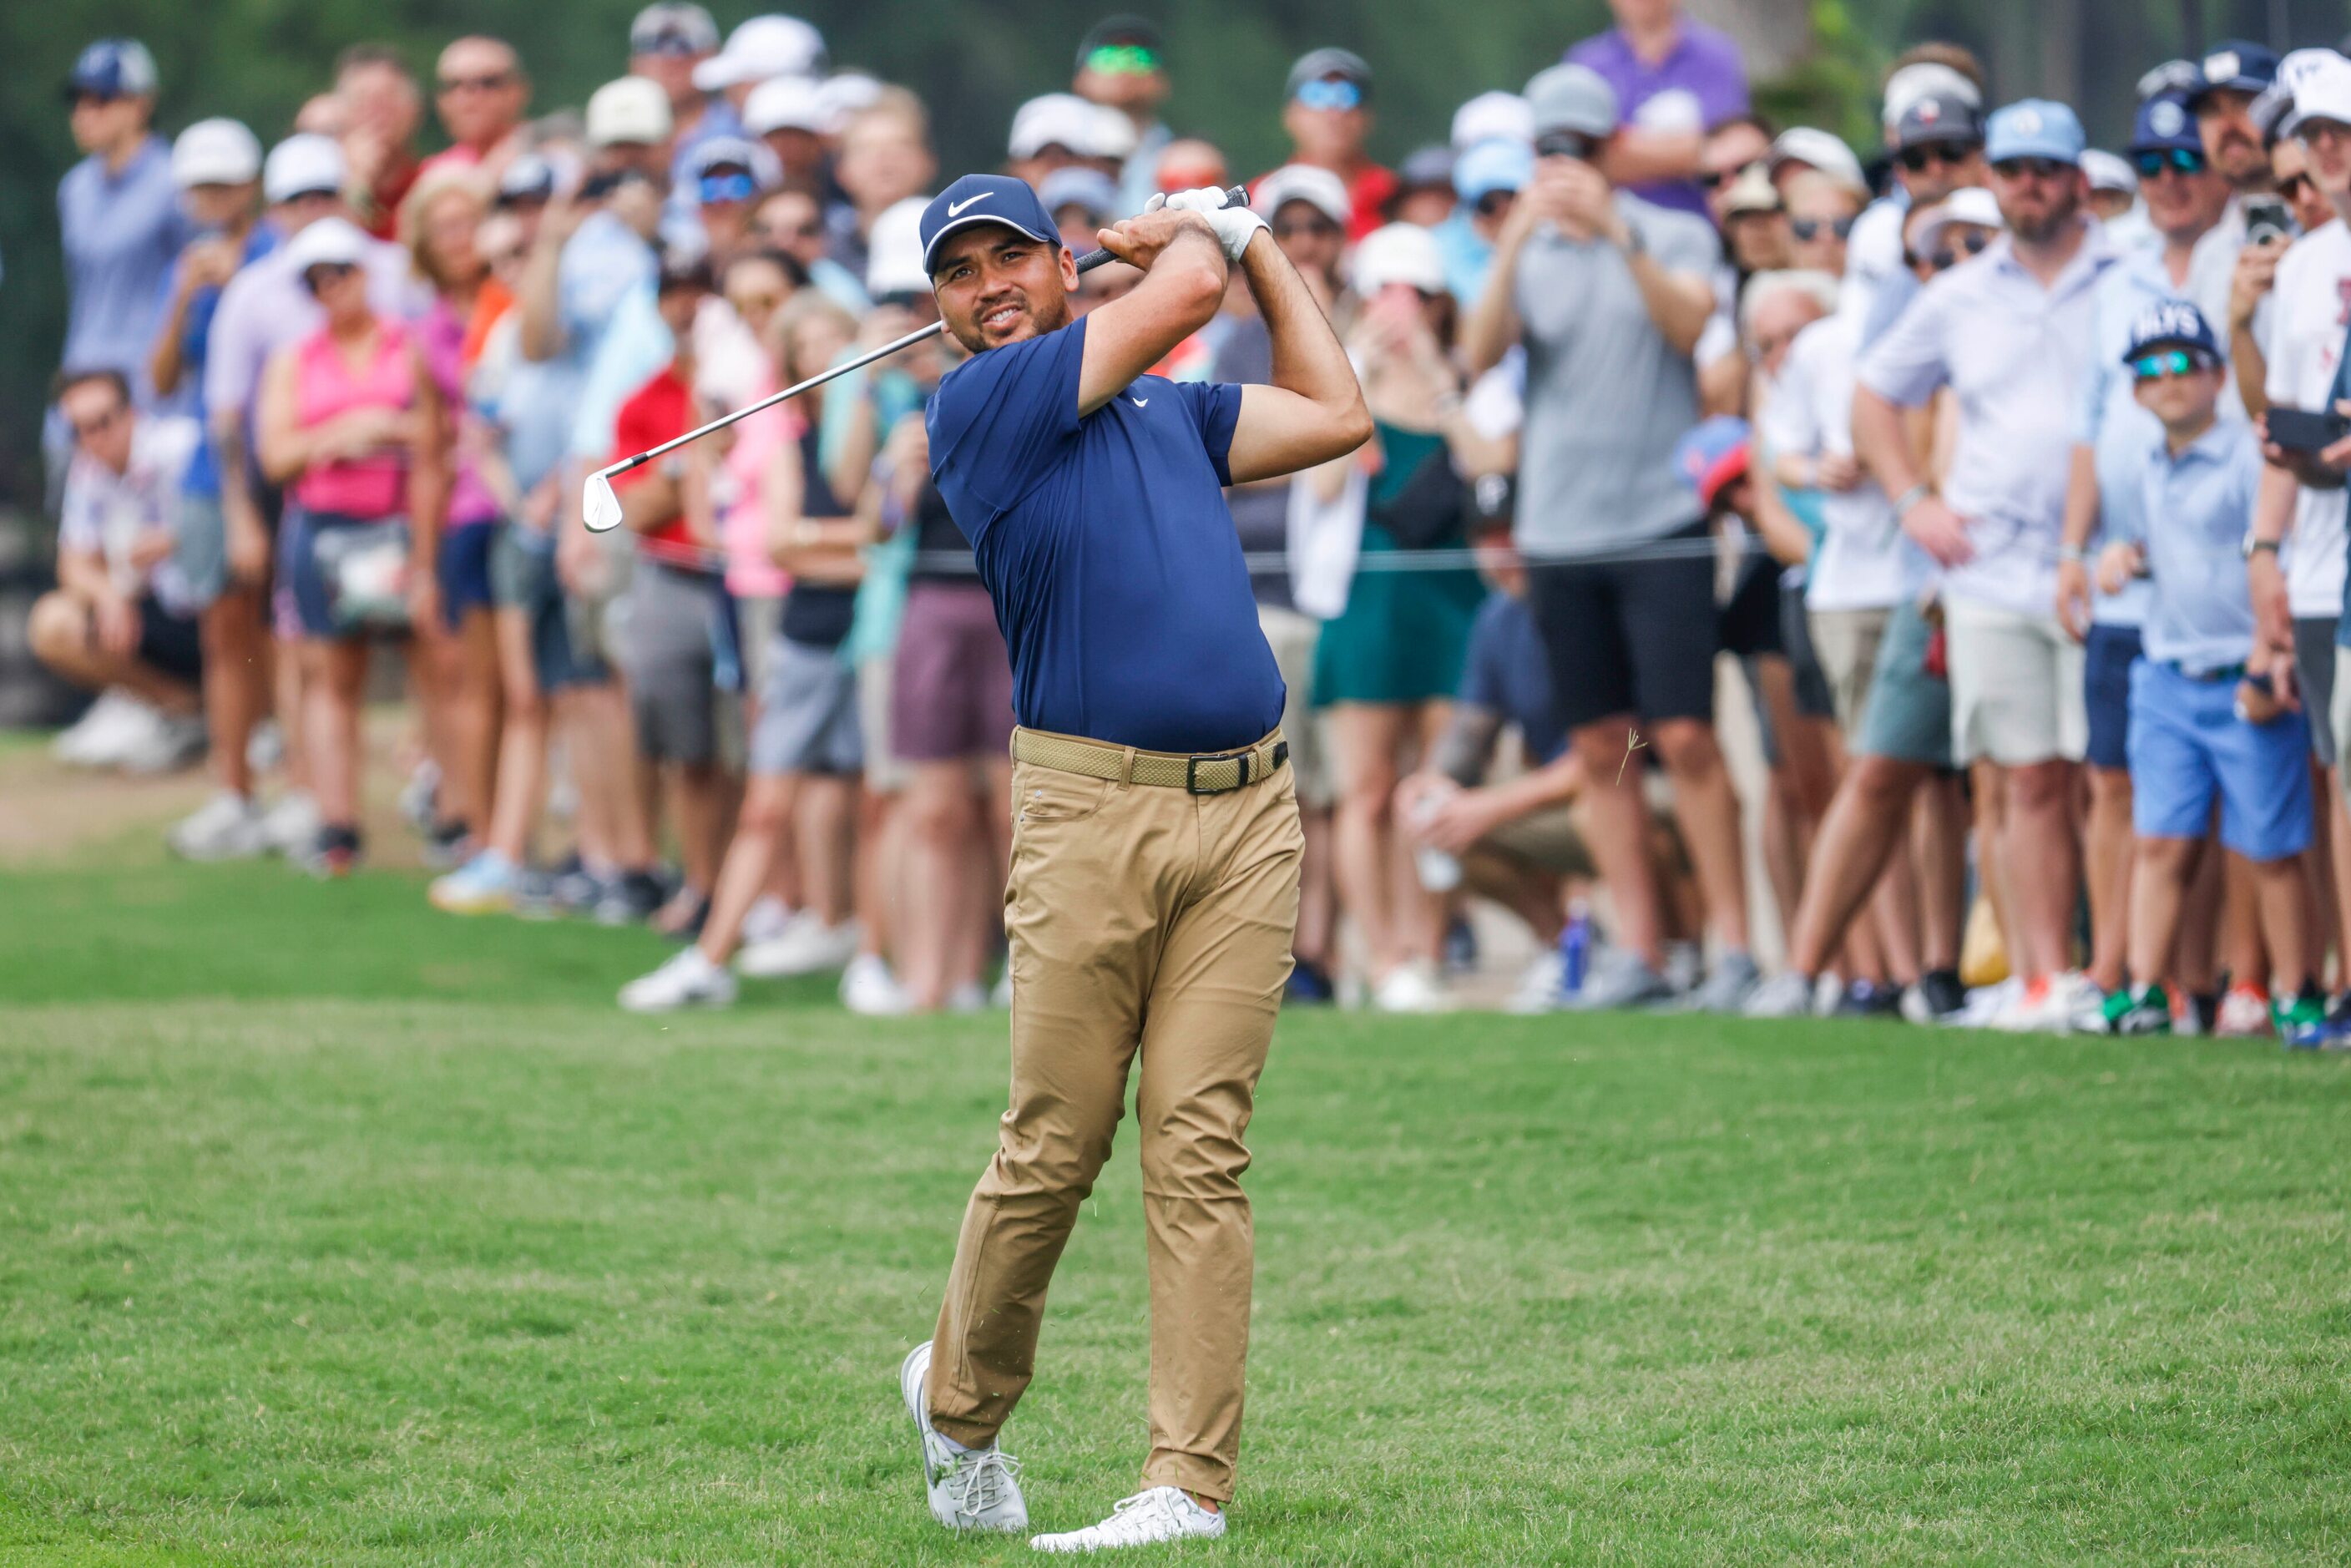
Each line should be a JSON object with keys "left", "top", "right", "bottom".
{"left": 138, "top": 597, "right": 204, "bottom": 683}
{"left": 1718, "top": 552, "right": 1785, "bottom": 659}
{"left": 1525, "top": 521, "right": 1720, "bottom": 733}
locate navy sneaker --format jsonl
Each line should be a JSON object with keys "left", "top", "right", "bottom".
{"left": 1834, "top": 979, "right": 1904, "bottom": 1018}
{"left": 1285, "top": 959, "right": 1335, "bottom": 1006}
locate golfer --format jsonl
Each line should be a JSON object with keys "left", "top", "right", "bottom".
{"left": 897, "top": 174, "right": 1370, "bottom": 1552}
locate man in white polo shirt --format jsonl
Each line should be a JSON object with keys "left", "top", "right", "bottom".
{"left": 1855, "top": 99, "right": 2118, "bottom": 1033}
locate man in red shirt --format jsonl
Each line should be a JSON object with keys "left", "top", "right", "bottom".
{"left": 1277, "top": 48, "right": 1395, "bottom": 240}
{"left": 604, "top": 253, "right": 732, "bottom": 937}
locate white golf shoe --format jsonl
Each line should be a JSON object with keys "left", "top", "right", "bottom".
{"left": 736, "top": 911, "right": 859, "bottom": 978}
{"left": 617, "top": 947, "right": 737, "bottom": 1014}
{"left": 1030, "top": 1486, "right": 1227, "bottom": 1553}
{"left": 900, "top": 1343, "right": 1027, "bottom": 1533}
{"left": 168, "top": 791, "right": 270, "bottom": 861}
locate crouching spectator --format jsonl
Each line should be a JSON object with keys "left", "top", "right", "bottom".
{"left": 2094, "top": 304, "right": 2323, "bottom": 1042}
{"left": 33, "top": 368, "right": 208, "bottom": 772}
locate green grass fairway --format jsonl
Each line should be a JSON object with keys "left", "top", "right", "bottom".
{"left": 5, "top": 857, "right": 2351, "bottom": 1565}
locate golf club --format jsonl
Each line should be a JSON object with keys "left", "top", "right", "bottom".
{"left": 583, "top": 185, "right": 1251, "bottom": 531}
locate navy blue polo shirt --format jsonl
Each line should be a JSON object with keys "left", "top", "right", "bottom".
{"left": 926, "top": 314, "right": 1286, "bottom": 754}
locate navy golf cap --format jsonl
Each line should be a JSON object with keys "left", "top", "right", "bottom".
{"left": 2122, "top": 300, "right": 2222, "bottom": 364}
{"left": 2189, "top": 40, "right": 2280, "bottom": 105}
{"left": 2128, "top": 93, "right": 2202, "bottom": 156}
{"left": 920, "top": 175, "right": 1064, "bottom": 276}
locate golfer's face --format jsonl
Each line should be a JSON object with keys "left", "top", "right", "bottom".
{"left": 931, "top": 225, "right": 1074, "bottom": 353}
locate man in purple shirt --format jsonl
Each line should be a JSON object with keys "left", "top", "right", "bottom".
{"left": 1566, "top": 0, "right": 1751, "bottom": 217}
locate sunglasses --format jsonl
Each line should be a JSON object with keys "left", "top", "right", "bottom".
{"left": 1898, "top": 142, "right": 1980, "bottom": 174}
{"left": 631, "top": 32, "right": 700, "bottom": 58}
{"left": 438, "top": 71, "right": 513, "bottom": 94}
{"left": 301, "top": 261, "right": 356, "bottom": 294}
{"left": 2279, "top": 172, "right": 2316, "bottom": 202}
{"left": 699, "top": 171, "right": 759, "bottom": 205}
{"left": 69, "top": 403, "right": 127, "bottom": 441}
{"left": 1992, "top": 157, "right": 2072, "bottom": 181}
{"left": 1272, "top": 215, "right": 1343, "bottom": 241}
{"left": 1536, "top": 130, "right": 1600, "bottom": 162}
{"left": 1474, "top": 189, "right": 1516, "bottom": 218}
{"left": 494, "top": 189, "right": 550, "bottom": 211}
{"left": 1696, "top": 159, "right": 1762, "bottom": 191}
{"left": 1294, "top": 77, "right": 1363, "bottom": 113}
{"left": 2134, "top": 147, "right": 2207, "bottom": 178}
{"left": 1083, "top": 43, "right": 1160, "bottom": 76}
{"left": 1921, "top": 232, "right": 1991, "bottom": 271}
{"left": 729, "top": 290, "right": 786, "bottom": 316}
{"left": 757, "top": 218, "right": 824, "bottom": 241}
{"left": 2131, "top": 348, "right": 2212, "bottom": 382}
{"left": 1789, "top": 215, "right": 1855, "bottom": 241}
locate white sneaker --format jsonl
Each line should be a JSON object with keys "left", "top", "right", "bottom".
{"left": 736, "top": 911, "right": 861, "bottom": 978}
{"left": 1031, "top": 1486, "right": 1227, "bottom": 1554}
{"left": 399, "top": 758, "right": 440, "bottom": 831}
{"left": 245, "top": 718, "right": 285, "bottom": 774}
{"left": 260, "top": 792, "right": 322, "bottom": 856}
{"left": 841, "top": 953, "right": 912, "bottom": 1016}
{"left": 990, "top": 968, "right": 1014, "bottom": 1009}
{"left": 1661, "top": 940, "right": 1705, "bottom": 997}
{"left": 1506, "top": 950, "right": 1566, "bottom": 1014}
{"left": 901, "top": 1343, "right": 1027, "bottom": 1532}
{"left": 618, "top": 947, "right": 738, "bottom": 1014}
{"left": 1373, "top": 961, "right": 1446, "bottom": 1014}
{"left": 168, "top": 791, "right": 269, "bottom": 861}
{"left": 118, "top": 711, "right": 207, "bottom": 774}
{"left": 1990, "top": 973, "right": 2081, "bottom": 1034}
{"left": 946, "top": 980, "right": 988, "bottom": 1013}
{"left": 741, "top": 894, "right": 794, "bottom": 948}
{"left": 2216, "top": 986, "right": 2273, "bottom": 1038}
{"left": 1742, "top": 969, "right": 1814, "bottom": 1019}
{"left": 54, "top": 690, "right": 149, "bottom": 766}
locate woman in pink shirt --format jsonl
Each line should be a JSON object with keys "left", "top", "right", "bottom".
{"left": 257, "top": 217, "right": 447, "bottom": 875}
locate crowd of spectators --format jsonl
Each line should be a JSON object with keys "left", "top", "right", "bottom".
{"left": 38, "top": 3, "right": 2351, "bottom": 1042}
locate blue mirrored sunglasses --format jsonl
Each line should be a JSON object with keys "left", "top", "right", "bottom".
{"left": 2133, "top": 147, "right": 2206, "bottom": 178}
{"left": 699, "top": 171, "right": 758, "bottom": 206}
{"left": 2131, "top": 348, "right": 2209, "bottom": 381}
{"left": 1294, "top": 77, "right": 1363, "bottom": 113}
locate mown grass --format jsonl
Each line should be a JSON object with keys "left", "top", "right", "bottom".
{"left": 3, "top": 857, "right": 2349, "bottom": 1564}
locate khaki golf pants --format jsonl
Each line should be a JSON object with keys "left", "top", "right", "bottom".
{"left": 926, "top": 729, "right": 1304, "bottom": 1502}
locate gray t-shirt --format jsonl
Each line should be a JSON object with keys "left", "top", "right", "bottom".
{"left": 1207, "top": 312, "right": 1293, "bottom": 612}
{"left": 1513, "top": 193, "right": 1718, "bottom": 557}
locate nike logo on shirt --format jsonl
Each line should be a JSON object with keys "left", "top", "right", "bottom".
{"left": 947, "top": 194, "right": 990, "bottom": 216}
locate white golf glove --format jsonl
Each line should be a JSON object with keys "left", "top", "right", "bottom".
{"left": 1146, "top": 186, "right": 1267, "bottom": 263}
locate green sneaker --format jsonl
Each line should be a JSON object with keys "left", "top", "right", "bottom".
{"left": 2100, "top": 984, "right": 2172, "bottom": 1037}
{"left": 2274, "top": 991, "right": 2328, "bottom": 1050}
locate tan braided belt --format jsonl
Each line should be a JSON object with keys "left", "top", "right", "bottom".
{"left": 1011, "top": 727, "right": 1289, "bottom": 794}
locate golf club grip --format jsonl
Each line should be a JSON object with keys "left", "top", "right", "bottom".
{"left": 1072, "top": 185, "right": 1253, "bottom": 273}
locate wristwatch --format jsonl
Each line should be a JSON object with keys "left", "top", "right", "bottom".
{"left": 2242, "top": 532, "right": 2281, "bottom": 559}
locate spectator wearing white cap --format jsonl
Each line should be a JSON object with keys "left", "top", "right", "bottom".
{"left": 1072, "top": 16, "right": 1174, "bottom": 217}
{"left": 745, "top": 73, "right": 827, "bottom": 184}
{"left": 1767, "top": 127, "right": 1867, "bottom": 202}
{"left": 695, "top": 14, "right": 825, "bottom": 109}
{"left": 1433, "top": 136, "right": 1531, "bottom": 307}
{"left": 1782, "top": 169, "right": 1864, "bottom": 277}
{"left": 1006, "top": 92, "right": 1126, "bottom": 190}
{"left": 1310, "top": 223, "right": 1504, "bottom": 1010}
{"left": 827, "top": 89, "right": 935, "bottom": 283}
{"left": 1451, "top": 91, "right": 1533, "bottom": 152}
{"left": 59, "top": 38, "right": 190, "bottom": 408}
{"left": 2082, "top": 150, "right": 2144, "bottom": 228}
{"left": 1842, "top": 44, "right": 1987, "bottom": 341}
{"left": 1251, "top": 163, "right": 1352, "bottom": 309}
{"left": 1467, "top": 60, "right": 1756, "bottom": 1011}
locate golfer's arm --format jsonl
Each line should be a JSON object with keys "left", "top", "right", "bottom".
{"left": 1076, "top": 222, "right": 1226, "bottom": 416}
{"left": 1223, "top": 235, "right": 1373, "bottom": 483}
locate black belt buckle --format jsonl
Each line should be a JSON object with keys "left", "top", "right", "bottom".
{"left": 1187, "top": 748, "right": 1249, "bottom": 794}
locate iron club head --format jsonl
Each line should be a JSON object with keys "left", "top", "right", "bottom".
{"left": 582, "top": 468, "right": 625, "bottom": 533}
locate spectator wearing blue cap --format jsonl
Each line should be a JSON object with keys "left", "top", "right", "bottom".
{"left": 2187, "top": 40, "right": 2283, "bottom": 196}
{"left": 2055, "top": 89, "right": 2234, "bottom": 1023}
{"left": 2090, "top": 301, "right": 2321, "bottom": 1041}
{"left": 58, "top": 39, "right": 192, "bottom": 412}
{"left": 1433, "top": 135, "right": 1530, "bottom": 307}
{"left": 1855, "top": 96, "right": 2119, "bottom": 1034}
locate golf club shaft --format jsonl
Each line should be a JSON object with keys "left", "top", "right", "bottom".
{"left": 596, "top": 185, "right": 1251, "bottom": 485}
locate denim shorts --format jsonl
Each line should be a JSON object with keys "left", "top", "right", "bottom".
{"left": 2128, "top": 658, "right": 2312, "bottom": 862}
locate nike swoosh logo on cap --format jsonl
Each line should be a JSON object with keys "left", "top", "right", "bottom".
{"left": 947, "top": 194, "right": 990, "bottom": 217}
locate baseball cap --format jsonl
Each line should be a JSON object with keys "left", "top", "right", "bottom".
{"left": 918, "top": 175, "right": 1060, "bottom": 277}
{"left": 1985, "top": 99, "right": 2086, "bottom": 165}
{"left": 1674, "top": 417, "right": 1752, "bottom": 513}
{"left": 1076, "top": 16, "right": 1163, "bottom": 76}
{"left": 1768, "top": 127, "right": 1866, "bottom": 195}
{"left": 1398, "top": 144, "right": 1457, "bottom": 192}
{"left": 586, "top": 77, "right": 673, "bottom": 148}
{"left": 1910, "top": 185, "right": 2005, "bottom": 256}
{"left": 171, "top": 119, "right": 262, "bottom": 189}
{"left": 2136, "top": 59, "right": 2203, "bottom": 103}
{"left": 1251, "top": 164, "right": 1351, "bottom": 229}
{"left": 1721, "top": 164, "right": 1781, "bottom": 217}
{"left": 1882, "top": 62, "right": 1980, "bottom": 127}
{"left": 2081, "top": 149, "right": 2137, "bottom": 196}
{"left": 1039, "top": 165, "right": 1120, "bottom": 223}
{"left": 66, "top": 38, "right": 157, "bottom": 101}
{"left": 685, "top": 135, "right": 781, "bottom": 187}
{"left": 1892, "top": 92, "right": 1984, "bottom": 151}
{"left": 2278, "top": 49, "right": 2351, "bottom": 140}
{"left": 629, "top": 3, "right": 719, "bottom": 57}
{"left": 1450, "top": 91, "right": 1532, "bottom": 150}
{"left": 694, "top": 16, "right": 827, "bottom": 93}
{"left": 1454, "top": 136, "right": 1532, "bottom": 202}
{"left": 1524, "top": 63, "right": 1618, "bottom": 139}
{"left": 498, "top": 152, "right": 559, "bottom": 205}
{"left": 2121, "top": 299, "right": 2222, "bottom": 363}
{"left": 1286, "top": 47, "right": 1372, "bottom": 100}
{"left": 1009, "top": 93, "right": 1115, "bottom": 160}
{"left": 2189, "top": 40, "right": 2281, "bottom": 106}
{"left": 745, "top": 73, "right": 825, "bottom": 137}
{"left": 812, "top": 72, "right": 883, "bottom": 135}
{"left": 262, "top": 134, "right": 347, "bottom": 204}
{"left": 282, "top": 215, "right": 370, "bottom": 276}
{"left": 1352, "top": 223, "right": 1446, "bottom": 295}
{"left": 2126, "top": 93, "right": 2201, "bottom": 156}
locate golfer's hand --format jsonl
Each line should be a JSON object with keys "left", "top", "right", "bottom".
{"left": 1096, "top": 207, "right": 1220, "bottom": 274}
{"left": 1152, "top": 188, "right": 1266, "bottom": 262}
{"left": 1900, "top": 495, "right": 1974, "bottom": 567}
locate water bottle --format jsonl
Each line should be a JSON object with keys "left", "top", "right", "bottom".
{"left": 1560, "top": 898, "right": 1593, "bottom": 998}
{"left": 1408, "top": 789, "right": 1463, "bottom": 893}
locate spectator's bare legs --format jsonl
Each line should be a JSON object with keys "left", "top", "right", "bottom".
{"left": 902, "top": 761, "right": 980, "bottom": 1009}
{"left": 2322, "top": 775, "right": 2351, "bottom": 985}
{"left": 301, "top": 639, "right": 370, "bottom": 831}
{"left": 443, "top": 604, "right": 503, "bottom": 837}
{"left": 198, "top": 588, "right": 264, "bottom": 800}
{"left": 1456, "top": 846, "right": 1566, "bottom": 945}
{"left": 26, "top": 593, "right": 201, "bottom": 716}
{"left": 795, "top": 775, "right": 857, "bottom": 928}
{"left": 660, "top": 760, "right": 725, "bottom": 917}
{"left": 564, "top": 682, "right": 654, "bottom": 873}
{"left": 276, "top": 635, "right": 312, "bottom": 796}
{"left": 1913, "top": 773, "right": 1968, "bottom": 973}
{"left": 1568, "top": 717, "right": 1669, "bottom": 968}
{"left": 2083, "top": 763, "right": 2134, "bottom": 992}
{"left": 1294, "top": 803, "right": 1336, "bottom": 978}
{"left": 2252, "top": 852, "right": 2319, "bottom": 994}
{"left": 697, "top": 773, "right": 798, "bottom": 964}
{"left": 478, "top": 604, "right": 547, "bottom": 864}
{"left": 1651, "top": 717, "right": 1750, "bottom": 955}
{"left": 1784, "top": 756, "right": 1927, "bottom": 976}
{"left": 2220, "top": 852, "right": 2267, "bottom": 995}
{"left": 2172, "top": 837, "right": 2221, "bottom": 998}
{"left": 1864, "top": 839, "right": 1924, "bottom": 985}
{"left": 1971, "top": 763, "right": 2019, "bottom": 973}
{"left": 1332, "top": 704, "right": 1438, "bottom": 979}
{"left": 2125, "top": 837, "right": 2197, "bottom": 992}
{"left": 854, "top": 784, "right": 902, "bottom": 966}
{"left": 2002, "top": 759, "right": 2081, "bottom": 980}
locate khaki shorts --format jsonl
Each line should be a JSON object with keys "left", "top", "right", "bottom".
{"left": 1807, "top": 604, "right": 1893, "bottom": 734}
{"left": 1945, "top": 599, "right": 2086, "bottom": 766}
{"left": 1479, "top": 802, "right": 1594, "bottom": 878}
{"left": 1256, "top": 604, "right": 1335, "bottom": 808}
